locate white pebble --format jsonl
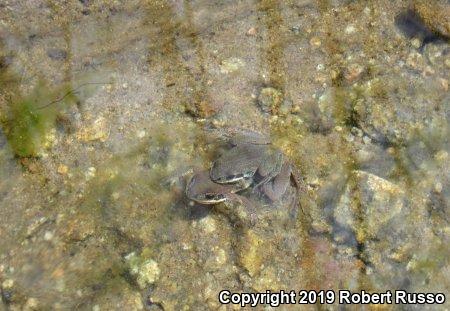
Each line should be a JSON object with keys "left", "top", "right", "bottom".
{"left": 137, "top": 130, "right": 146, "bottom": 138}
{"left": 44, "top": 231, "right": 54, "bottom": 241}
{"left": 345, "top": 25, "right": 356, "bottom": 34}
{"left": 435, "top": 182, "right": 443, "bottom": 193}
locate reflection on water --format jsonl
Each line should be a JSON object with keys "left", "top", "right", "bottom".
{"left": 0, "top": 0, "right": 449, "bottom": 309}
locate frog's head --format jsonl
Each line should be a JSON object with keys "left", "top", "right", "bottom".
{"left": 186, "top": 172, "right": 229, "bottom": 204}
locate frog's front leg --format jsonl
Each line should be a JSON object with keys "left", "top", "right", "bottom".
{"left": 224, "top": 193, "right": 258, "bottom": 226}
{"left": 252, "top": 151, "right": 284, "bottom": 191}
{"left": 260, "top": 161, "right": 294, "bottom": 202}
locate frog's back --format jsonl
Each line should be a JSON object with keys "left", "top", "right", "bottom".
{"left": 210, "top": 144, "right": 264, "bottom": 183}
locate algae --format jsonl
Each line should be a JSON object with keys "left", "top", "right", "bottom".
{"left": 0, "top": 80, "right": 77, "bottom": 157}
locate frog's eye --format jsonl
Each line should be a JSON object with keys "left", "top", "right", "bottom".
{"left": 204, "top": 193, "right": 217, "bottom": 200}
{"left": 215, "top": 194, "right": 225, "bottom": 200}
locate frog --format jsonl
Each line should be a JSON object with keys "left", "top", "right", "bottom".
{"left": 210, "top": 143, "right": 283, "bottom": 188}
{"left": 209, "top": 129, "right": 303, "bottom": 206}
{"left": 186, "top": 170, "right": 247, "bottom": 204}
{"left": 209, "top": 129, "right": 287, "bottom": 188}
{"left": 185, "top": 170, "right": 258, "bottom": 225}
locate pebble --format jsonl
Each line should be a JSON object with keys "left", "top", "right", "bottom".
{"left": 411, "top": 38, "right": 421, "bottom": 49}
{"left": 23, "top": 297, "right": 39, "bottom": 310}
{"left": 434, "top": 182, "right": 443, "bottom": 193}
{"left": 57, "top": 164, "right": 69, "bottom": 175}
{"left": 2, "top": 279, "right": 14, "bottom": 288}
{"left": 309, "top": 36, "right": 321, "bottom": 47}
{"left": 345, "top": 25, "right": 356, "bottom": 34}
{"left": 246, "top": 27, "right": 257, "bottom": 36}
{"left": 387, "top": 147, "right": 396, "bottom": 155}
{"left": 434, "top": 150, "right": 448, "bottom": 162}
{"left": 112, "top": 192, "right": 120, "bottom": 200}
{"left": 445, "top": 58, "right": 450, "bottom": 68}
{"left": 291, "top": 26, "right": 301, "bottom": 34}
{"left": 85, "top": 167, "right": 96, "bottom": 180}
{"left": 439, "top": 78, "right": 448, "bottom": 91}
{"left": 44, "top": 231, "right": 54, "bottom": 241}
{"left": 136, "top": 130, "right": 146, "bottom": 138}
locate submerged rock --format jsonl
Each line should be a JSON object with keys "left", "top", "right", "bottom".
{"left": 354, "top": 76, "right": 447, "bottom": 145}
{"left": 334, "top": 170, "right": 406, "bottom": 241}
{"left": 125, "top": 253, "right": 160, "bottom": 289}
{"left": 237, "top": 229, "right": 265, "bottom": 277}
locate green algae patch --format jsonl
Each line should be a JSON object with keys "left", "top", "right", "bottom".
{"left": 1, "top": 81, "right": 78, "bottom": 157}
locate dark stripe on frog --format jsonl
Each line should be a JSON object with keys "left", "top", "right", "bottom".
{"left": 194, "top": 193, "right": 226, "bottom": 204}
{"left": 216, "top": 172, "right": 254, "bottom": 183}
{"left": 203, "top": 193, "right": 225, "bottom": 200}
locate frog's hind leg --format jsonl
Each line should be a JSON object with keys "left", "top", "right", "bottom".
{"left": 259, "top": 161, "right": 292, "bottom": 202}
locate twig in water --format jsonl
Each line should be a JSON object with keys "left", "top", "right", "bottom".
{"left": 36, "top": 82, "right": 112, "bottom": 110}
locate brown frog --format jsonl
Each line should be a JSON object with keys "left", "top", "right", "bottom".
{"left": 209, "top": 130, "right": 300, "bottom": 202}
{"left": 186, "top": 129, "right": 302, "bottom": 223}
{"left": 185, "top": 170, "right": 258, "bottom": 225}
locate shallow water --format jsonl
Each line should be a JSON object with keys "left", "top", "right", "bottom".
{"left": 0, "top": 1, "right": 449, "bottom": 310}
